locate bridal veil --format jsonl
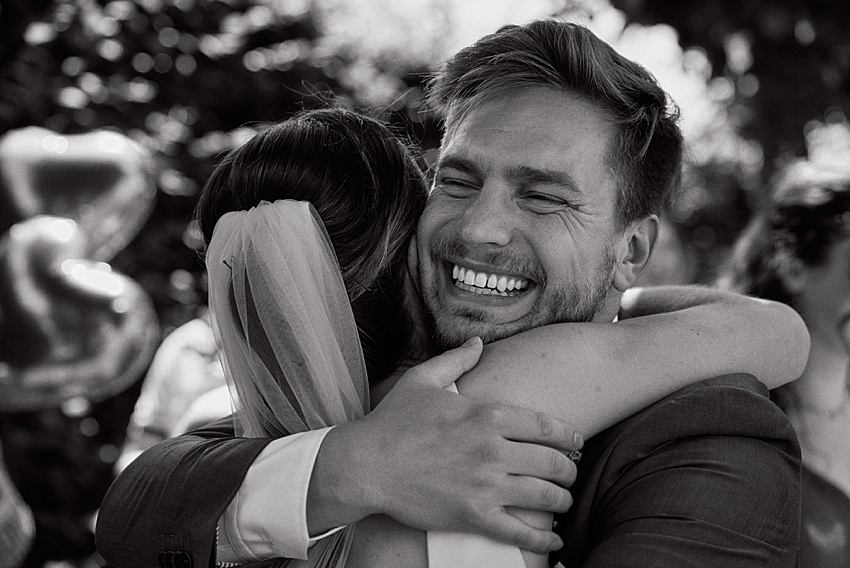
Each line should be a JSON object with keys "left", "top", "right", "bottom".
{"left": 206, "top": 199, "right": 369, "bottom": 567}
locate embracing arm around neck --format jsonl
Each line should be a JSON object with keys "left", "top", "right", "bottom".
{"left": 447, "top": 285, "right": 808, "bottom": 568}
{"left": 346, "top": 285, "right": 809, "bottom": 568}
{"left": 456, "top": 285, "right": 808, "bottom": 439}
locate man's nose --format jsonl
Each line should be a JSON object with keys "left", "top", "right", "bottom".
{"left": 455, "top": 185, "right": 513, "bottom": 247}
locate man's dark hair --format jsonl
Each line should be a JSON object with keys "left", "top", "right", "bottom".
{"left": 427, "top": 19, "right": 684, "bottom": 228}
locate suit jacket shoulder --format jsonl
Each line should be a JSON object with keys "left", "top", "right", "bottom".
{"left": 96, "top": 416, "right": 271, "bottom": 568}
{"left": 553, "top": 374, "right": 801, "bottom": 567}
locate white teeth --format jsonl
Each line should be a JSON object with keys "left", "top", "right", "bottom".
{"left": 451, "top": 264, "right": 529, "bottom": 293}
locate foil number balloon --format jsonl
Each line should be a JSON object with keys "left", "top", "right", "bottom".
{"left": 0, "top": 128, "right": 160, "bottom": 411}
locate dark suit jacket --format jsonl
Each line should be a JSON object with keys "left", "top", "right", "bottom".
{"left": 96, "top": 418, "right": 268, "bottom": 568}
{"left": 552, "top": 374, "right": 802, "bottom": 567}
{"left": 97, "top": 374, "right": 801, "bottom": 568}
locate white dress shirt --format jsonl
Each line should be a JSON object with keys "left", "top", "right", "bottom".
{"left": 216, "top": 427, "right": 340, "bottom": 563}
{"left": 215, "top": 386, "right": 526, "bottom": 567}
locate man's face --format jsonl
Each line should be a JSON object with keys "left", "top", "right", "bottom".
{"left": 417, "top": 87, "right": 623, "bottom": 349}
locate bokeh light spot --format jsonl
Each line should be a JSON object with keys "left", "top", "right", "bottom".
{"left": 97, "top": 17, "right": 121, "bottom": 37}
{"left": 49, "top": 219, "right": 75, "bottom": 241}
{"left": 24, "top": 22, "right": 57, "bottom": 46}
{"left": 56, "top": 86, "right": 89, "bottom": 109}
{"left": 795, "top": 19, "right": 816, "bottom": 46}
{"left": 723, "top": 32, "right": 753, "bottom": 75}
{"left": 182, "top": 220, "right": 205, "bottom": 251}
{"left": 159, "top": 27, "right": 181, "bottom": 48}
{"left": 175, "top": 54, "right": 197, "bottom": 76}
{"left": 170, "top": 269, "right": 194, "bottom": 291}
{"left": 97, "top": 39, "right": 125, "bottom": 61}
{"left": 132, "top": 52, "right": 155, "bottom": 73}
{"left": 79, "top": 417, "right": 100, "bottom": 436}
{"left": 160, "top": 168, "right": 198, "bottom": 196}
{"left": 99, "top": 444, "right": 121, "bottom": 464}
{"left": 119, "top": 78, "right": 158, "bottom": 103}
{"left": 177, "top": 34, "right": 198, "bottom": 53}
{"left": 708, "top": 76, "right": 735, "bottom": 102}
{"left": 61, "top": 396, "right": 91, "bottom": 418}
{"left": 153, "top": 53, "right": 173, "bottom": 73}
{"left": 61, "top": 56, "right": 86, "bottom": 77}
{"left": 105, "top": 0, "right": 137, "bottom": 21}
{"left": 243, "top": 49, "right": 267, "bottom": 71}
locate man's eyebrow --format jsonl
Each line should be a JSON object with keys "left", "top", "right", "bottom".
{"left": 507, "top": 165, "right": 581, "bottom": 193}
{"left": 434, "top": 155, "right": 482, "bottom": 176}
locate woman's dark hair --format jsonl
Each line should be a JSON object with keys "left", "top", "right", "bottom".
{"left": 718, "top": 160, "right": 850, "bottom": 307}
{"left": 196, "top": 108, "right": 429, "bottom": 384}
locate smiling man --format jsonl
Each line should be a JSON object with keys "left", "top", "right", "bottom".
{"left": 419, "top": 87, "right": 626, "bottom": 347}
{"left": 97, "top": 20, "right": 801, "bottom": 568}
{"left": 415, "top": 21, "right": 800, "bottom": 566}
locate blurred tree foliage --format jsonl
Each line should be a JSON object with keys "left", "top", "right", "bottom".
{"left": 0, "top": 0, "right": 438, "bottom": 330}
{"left": 2, "top": 0, "right": 333, "bottom": 330}
{"left": 0, "top": 1, "right": 434, "bottom": 565}
{"left": 611, "top": 0, "right": 850, "bottom": 278}
{"left": 615, "top": 0, "right": 850, "bottom": 167}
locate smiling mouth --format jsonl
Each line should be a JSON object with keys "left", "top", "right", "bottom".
{"left": 451, "top": 263, "right": 530, "bottom": 297}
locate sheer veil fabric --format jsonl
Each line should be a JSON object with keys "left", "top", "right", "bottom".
{"left": 207, "top": 199, "right": 369, "bottom": 567}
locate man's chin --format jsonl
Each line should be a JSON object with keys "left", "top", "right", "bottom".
{"left": 432, "top": 313, "right": 522, "bottom": 350}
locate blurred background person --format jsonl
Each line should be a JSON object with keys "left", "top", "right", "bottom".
{"left": 718, "top": 159, "right": 850, "bottom": 568}
{"left": 114, "top": 310, "right": 226, "bottom": 472}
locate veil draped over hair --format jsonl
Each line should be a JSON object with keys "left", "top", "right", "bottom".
{"left": 206, "top": 199, "right": 369, "bottom": 567}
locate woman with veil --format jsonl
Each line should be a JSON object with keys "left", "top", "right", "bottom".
{"left": 201, "top": 108, "right": 806, "bottom": 568}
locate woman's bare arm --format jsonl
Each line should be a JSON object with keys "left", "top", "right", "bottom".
{"left": 456, "top": 285, "right": 809, "bottom": 438}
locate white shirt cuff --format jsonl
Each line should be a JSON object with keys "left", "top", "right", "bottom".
{"left": 216, "top": 426, "right": 337, "bottom": 563}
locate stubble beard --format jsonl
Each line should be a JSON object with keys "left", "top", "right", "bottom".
{"left": 430, "top": 246, "right": 617, "bottom": 350}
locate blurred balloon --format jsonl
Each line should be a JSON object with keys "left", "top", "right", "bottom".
{"left": 0, "top": 215, "right": 159, "bottom": 411}
{"left": 0, "top": 127, "right": 157, "bottom": 261}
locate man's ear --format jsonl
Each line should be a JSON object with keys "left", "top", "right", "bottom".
{"left": 612, "top": 215, "right": 658, "bottom": 292}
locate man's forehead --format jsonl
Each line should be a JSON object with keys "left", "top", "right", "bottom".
{"left": 436, "top": 151, "right": 582, "bottom": 195}
{"left": 438, "top": 89, "right": 616, "bottom": 186}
